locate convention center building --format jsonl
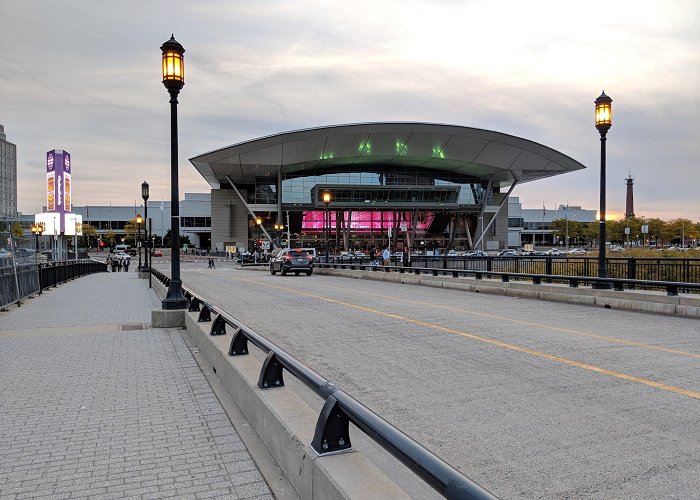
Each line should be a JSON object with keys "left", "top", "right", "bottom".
{"left": 189, "top": 123, "right": 585, "bottom": 254}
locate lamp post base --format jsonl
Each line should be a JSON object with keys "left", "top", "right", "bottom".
{"left": 592, "top": 281, "right": 613, "bottom": 290}
{"left": 162, "top": 279, "right": 187, "bottom": 309}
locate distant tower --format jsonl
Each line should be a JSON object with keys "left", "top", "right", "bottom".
{"left": 625, "top": 175, "right": 635, "bottom": 218}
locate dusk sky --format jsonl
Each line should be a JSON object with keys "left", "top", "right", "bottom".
{"left": 1, "top": 1, "right": 698, "bottom": 221}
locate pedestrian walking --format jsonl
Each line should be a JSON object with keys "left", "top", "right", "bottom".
{"left": 107, "top": 255, "right": 114, "bottom": 272}
{"left": 123, "top": 255, "right": 130, "bottom": 272}
{"left": 382, "top": 246, "right": 391, "bottom": 266}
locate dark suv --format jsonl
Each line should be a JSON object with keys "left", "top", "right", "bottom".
{"left": 270, "top": 249, "right": 314, "bottom": 276}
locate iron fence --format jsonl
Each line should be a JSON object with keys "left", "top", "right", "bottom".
{"left": 328, "top": 256, "right": 700, "bottom": 285}
{"left": 0, "top": 256, "right": 108, "bottom": 309}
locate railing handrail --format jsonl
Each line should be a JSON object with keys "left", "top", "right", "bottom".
{"left": 149, "top": 268, "right": 497, "bottom": 499}
{"left": 316, "top": 262, "right": 700, "bottom": 296}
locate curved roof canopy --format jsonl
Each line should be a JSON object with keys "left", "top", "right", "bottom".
{"left": 189, "top": 122, "right": 585, "bottom": 188}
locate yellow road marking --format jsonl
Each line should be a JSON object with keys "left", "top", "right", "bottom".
{"left": 231, "top": 275, "right": 700, "bottom": 400}
{"left": 298, "top": 280, "right": 700, "bottom": 360}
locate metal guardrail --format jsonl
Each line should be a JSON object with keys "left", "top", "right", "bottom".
{"left": 0, "top": 259, "right": 108, "bottom": 309}
{"left": 150, "top": 268, "right": 497, "bottom": 500}
{"left": 321, "top": 255, "right": 700, "bottom": 285}
{"left": 316, "top": 262, "right": 700, "bottom": 296}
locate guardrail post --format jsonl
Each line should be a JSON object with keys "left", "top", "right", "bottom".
{"left": 188, "top": 296, "right": 200, "bottom": 312}
{"left": 569, "top": 278, "right": 579, "bottom": 288}
{"left": 501, "top": 274, "right": 509, "bottom": 283}
{"left": 210, "top": 315, "right": 226, "bottom": 336}
{"left": 311, "top": 395, "right": 351, "bottom": 454}
{"left": 627, "top": 258, "right": 637, "bottom": 289}
{"left": 667, "top": 284, "right": 678, "bottom": 296}
{"left": 228, "top": 328, "right": 249, "bottom": 356}
{"left": 198, "top": 304, "right": 211, "bottom": 322}
{"left": 257, "top": 351, "right": 284, "bottom": 389}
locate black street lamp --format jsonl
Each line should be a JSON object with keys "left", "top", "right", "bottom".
{"left": 31, "top": 222, "right": 44, "bottom": 294}
{"left": 161, "top": 35, "right": 187, "bottom": 309}
{"left": 141, "top": 181, "right": 150, "bottom": 273}
{"left": 136, "top": 214, "right": 143, "bottom": 271}
{"left": 593, "top": 91, "right": 613, "bottom": 289}
{"left": 274, "top": 223, "right": 283, "bottom": 248}
{"left": 323, "top": 191, "right": 331, "bottom": 261}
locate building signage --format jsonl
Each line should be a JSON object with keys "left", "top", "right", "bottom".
{"left": 46, "top": 149, "right": 72, "bottom": 234}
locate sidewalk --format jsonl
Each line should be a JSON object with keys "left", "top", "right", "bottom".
{"left": 0, "top": 271, "right": 273, "bottom": 500}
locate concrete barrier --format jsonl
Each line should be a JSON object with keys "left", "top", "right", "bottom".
{"left": 183, "top": 312, "right": 412, "bottom": 500}
{"left": 315, "top": 267, "right": 700, "bottom": 319}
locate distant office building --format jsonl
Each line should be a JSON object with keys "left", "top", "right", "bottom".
{"left": 70, "top": 193, "right": 212, "bottom": 249}
{"left": 0, "top": 125, "right": 18, "bottom": 218}
{"left": 508, "top": 197, "right": 597, "bottom": 248}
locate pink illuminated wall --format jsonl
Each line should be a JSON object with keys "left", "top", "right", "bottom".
{"left": 301, "top": 211, "right": 432, "bottom": 232}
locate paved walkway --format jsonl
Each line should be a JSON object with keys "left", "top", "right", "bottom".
{"left": 0, "top": 271, "right": 273, "bottom": 500}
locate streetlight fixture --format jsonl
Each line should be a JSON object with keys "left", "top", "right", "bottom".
{"left": 322, "top": 191, "right": 331, "bottom": 261}
{"left": 31, "top": 223, "right": 44, "bottom": 294}
{"left": 160, "top": 34, "right": 187, "bottom": 309}
{"left": 141, "top": 181, "right": 150, "bottom": 273}
{"left": 274, "top": 223, "right": 284, "bottom": 248}
{"left": 594, "top": 91, "right": 613, "bottom": 289}
{"left": 136, "top": 214, "right": 143, "bottom": 271}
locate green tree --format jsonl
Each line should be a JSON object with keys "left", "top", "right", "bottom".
{"left": 81, "top": 224, "right": 98, "bottom": 249}
{"left": 11, "top": 222, "right": 24, "bottom": 239}
{"left": 105, "top": 230, "right": 117, "bottom": 249}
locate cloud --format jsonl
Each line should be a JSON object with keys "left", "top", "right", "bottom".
{"left": 1, "top": 0, "right": 698, "bottom": 221}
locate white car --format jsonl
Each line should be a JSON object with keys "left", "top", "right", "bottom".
{"left": 567, "top": 248, "right": 587, "bottom": 255}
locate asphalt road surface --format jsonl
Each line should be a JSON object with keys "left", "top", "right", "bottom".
{"left": 172, "top": 262, "right": 699, "bottom": 499}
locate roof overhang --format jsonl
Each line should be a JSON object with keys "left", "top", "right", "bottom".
{"left": 189, "top": 122, "right": 586, "bottom": 189}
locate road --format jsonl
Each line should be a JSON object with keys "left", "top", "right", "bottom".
{"left": 168, "top": 261, "right": 699, "bottom": 499}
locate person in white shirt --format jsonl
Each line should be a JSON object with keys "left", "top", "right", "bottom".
{"left": 382, "top": 246, "right": 391, "bottom": 266}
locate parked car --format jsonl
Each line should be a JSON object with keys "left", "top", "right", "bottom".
{"left": 270, "top": 249, "right": 314, "bottom": 276}
{"left": 567, "top": 248, "right": 587, "bottom": 255}
{"left": 353, "top": 251, "right": 366, "bottom": 258}
{"left": 497, "top": 249, "right": 517, "bottom": 257}
{"left": 464, "top": 250, "right": 488, "bottom": 257}
{"left": 546, "top": 248, "right": 564, "bottom": 256}
{"left": 151, "top": 249, "right": 163, "bottom": 257}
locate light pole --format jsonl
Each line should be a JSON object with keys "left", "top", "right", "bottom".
{"left": 141, "top": 181, "right": 150, "bottom": 272}
{"left": 255, "top": 217, "right": 262, "bottom": 260}
{"left": 323, "top": 191, "right": 331, "bottom": 261}
{"left": 274, "top": 223, "right": 283, "bottom": 248}
{"left": 31, "top": 223, "right": 44, "bottom": 294}
{"left": 593, "top": 91, "right": 613, "bottom": 289}
{"left": 161, "top": 35, "right": 187, "bottom": 309}
{"left": 136, "top": 214, "right": 143, "bottom": 271}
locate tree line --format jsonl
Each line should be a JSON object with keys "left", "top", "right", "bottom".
{"left": 549, "top": 217, "right": 700, "bottom": 247}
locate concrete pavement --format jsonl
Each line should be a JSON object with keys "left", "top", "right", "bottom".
{"left": 0, "top": 271, "right": 274, "bottom": 500}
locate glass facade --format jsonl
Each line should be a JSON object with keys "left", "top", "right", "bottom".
{"left": 280, "top": 167, "right": 491, "bottom": 207}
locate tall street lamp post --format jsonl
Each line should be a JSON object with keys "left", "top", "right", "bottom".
{"left": 593, "top": 91, "right": 613, "bottom": 289}
{"left": 142, "top": 181, "right": 150, "bottom": 273}
{"left": 322, "top": 191, "right": 331, "bottom": 261}
{"left": 31, "top": 223, "right": 44, "bottom": 294}
{"left": 161, "top": 35, "right": 187, "bottom": 309}
{"left": 255, "top": 217, "right": 262, "bottom": 260}
{"left": 136, "top": 214, "right": 143, "bottom": 271}
{"left": 274, "top": 223, "right": 283, "bottom": 248}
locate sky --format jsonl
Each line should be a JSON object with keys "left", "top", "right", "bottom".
{"left": 1, "top": 0, "right": 698, "bottom": 221}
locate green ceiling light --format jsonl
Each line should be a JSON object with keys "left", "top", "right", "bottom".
{"left": 432, "top": 146, "right": 445, "bottom": 159}
{"left": 358, "top": 141, "right": 372, "bottom": 154}
{"left": 320, "top": 152, "right": 334, "bottom": 160}
{"left": 395, "top": 141, "right": 408, "bottom": 155}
